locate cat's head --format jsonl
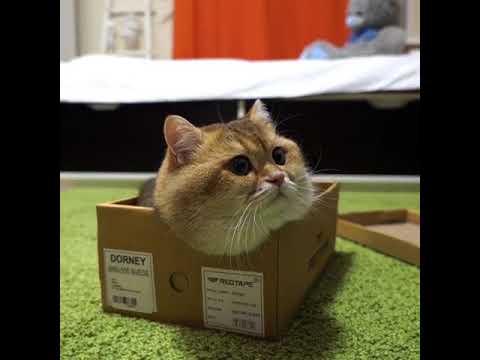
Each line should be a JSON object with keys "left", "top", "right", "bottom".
{"left": 154, "top": 100, "right": 315, "bottom": 256}
{"left": 346, "top": 0, "right": 399, "bottom": 31}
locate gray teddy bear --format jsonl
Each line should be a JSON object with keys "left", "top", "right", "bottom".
{"left": 300, "top": 0, "right": 406, "bottom": 59}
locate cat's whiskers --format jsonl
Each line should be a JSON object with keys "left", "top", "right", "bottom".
{"left": 314, "top": 195, "right": 339, "bottom": 204}
{"left": 222, "top": 205, "right": 248, "bottom": 262}
{"left": 236, "top": 203, "right": 258, "bottom": 268}
{"left": 314, "top": 197, "right": 338, "bottom": 209}
{"left": 258, "top": 212, "right": 270, "bottom": 246}
{"left": 290, "top": 191, "right": 314, "bottom": 207}
{"left": 309, "top": 189, "right": 339, "bottom": 202}
{"left": 290, "top": 180, "right": 338, "bottom": 203}
{"left": 242, "top": 208, "right": 255, "bottom": 268}
{"left": 227, "top": 194, "right": 273, "bottom": 267}
{"left": 291, "top": 179, "right": 315, "bottom": 191}
{"left": 228, "top": 200, "right": 255, "bottom": 264}
{"left": 244, "top": 205, "right": 260, "bottom": 268}
{"left": 256, "top": 204, "right": 270, "bottom": 236}
{"left": 305, "top": 194, "right": 338, "bottom": 212}
{"left": 292, "top": 173, "right": 314, "bottom": 183}
{"left": 234, "top": 205, "right": 252, "bottom": 259}
{"left": 252, "top": 205, "right": 260, "bottom": 238}
{"left": 289, "top": 183, "right": 319, "bottom": 201}
{"left": 284, "top": 180, "right": 314, "bottom": 196}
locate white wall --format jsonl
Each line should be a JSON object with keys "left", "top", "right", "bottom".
{"left": 397, "top": 0, "right": 420, "bottom": 48}
{"left": 70, "top": 0, "right": 418, "bottom": 59}
{"left": 60, "top": 0, "right": 77, "bottom": 60}
{"left": 76, "top": 0, "right": 173, "bottom": 59}
{"left": 75, "top": 0, "right": 103, "bottom": 56}
{"left": 407, "top": 0, "right": 420, "bottom": 43}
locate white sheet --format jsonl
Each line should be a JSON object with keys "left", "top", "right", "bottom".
{"left": 60, "top": 52, "right": 420, "bottom": 104}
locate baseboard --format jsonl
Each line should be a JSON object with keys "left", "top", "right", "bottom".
{"left": 60, "top": 172, "right": 420, "bottom": 192}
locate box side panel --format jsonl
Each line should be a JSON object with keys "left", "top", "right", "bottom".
{"left": 97, "top": 204, "right": 165, "bottom": 320}
{"left": 339, "top": 209, "right": 407, "bottom": 226}
{"left": 276, "top": 183, "right": 339, "bottom": 336}
{"left": 337, "top": 219, "right": 419, "bottom": 266}
{"left": 97, "top": 203, "right": 279, "bottom": 337}
{"left": 97, "top": 206, "right": 108, "bottom": 312}
{"left": 99, "top": 197, "right": 139, "bottom": 206}
{"left": 112, "top": 197, "right": 138, "bottom": 206}
{"left": 407, "top": 210, "right": 420, "bottom": 225}
{"left": 186, "top": 242, "right": 279, "bottom": 338}
{"left": 365, "top": 223, "right": 419, "bottom": 247}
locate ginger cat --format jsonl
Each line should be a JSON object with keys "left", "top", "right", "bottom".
{"left": 138, "top": 100, "right": 315, "bottom": 256}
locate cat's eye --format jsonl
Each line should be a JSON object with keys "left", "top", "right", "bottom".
{"left": 229, "top": 156, "right": 252, "bottom": 176}
{"left": 272, "top": 147, "right": 287, "bottom": 165}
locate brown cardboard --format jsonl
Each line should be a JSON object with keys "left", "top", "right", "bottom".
{"left": 96, "top": 182, "right": 339, "bottom": 339}
{"left": 337, "top": 209, "right": 420, "bottom": 266}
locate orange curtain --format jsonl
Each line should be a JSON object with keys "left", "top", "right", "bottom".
{"left": 174, "top": 0, "right": 350, "bottom": 60}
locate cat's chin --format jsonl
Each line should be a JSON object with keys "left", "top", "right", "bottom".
{"left": 183, "top": 184, "right": 314, "bottom": 257}
{"left": 261, "top": 190, "right": 313, "bottom": 230}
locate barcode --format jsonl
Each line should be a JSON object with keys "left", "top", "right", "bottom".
{"left": 232, "top": 318, "right": 255, "bottom": 330}
{"left": 112, "top": 295, "right": 137, "bottom": 307}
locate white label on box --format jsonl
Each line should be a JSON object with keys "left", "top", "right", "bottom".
{"left": 202, "top": 267, "right": 264, "bottom": 337}
{"left": 103, "top": 249, "right": 157, "bottom": 314}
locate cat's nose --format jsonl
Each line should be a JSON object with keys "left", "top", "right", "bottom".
{"left": 265, "top": 172, "right": 285, "bottom": 187}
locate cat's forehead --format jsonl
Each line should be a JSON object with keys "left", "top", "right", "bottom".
{"left": 200, "top": 118, "right": 295, "bottom": 163}
{"left": 221, "top": 119, "right": 275, "bottom": 152}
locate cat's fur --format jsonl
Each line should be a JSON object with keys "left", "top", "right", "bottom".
{"left": 138, "top": 100, "right": 314, "bottom": 256}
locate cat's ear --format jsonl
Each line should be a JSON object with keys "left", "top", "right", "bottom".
{"left": 164, "top": 115, "right": 202, "bottom": 166}
{"left": 247, "top": 99, "right": 273, "bottom": 124}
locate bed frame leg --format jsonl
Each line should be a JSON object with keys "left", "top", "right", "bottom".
{"left": 237, "top": 100, "right": 246, "bottom": 118}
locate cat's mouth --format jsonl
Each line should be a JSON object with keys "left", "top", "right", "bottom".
{"left": 255, "top": 186, "right": 291, "bottom": 208}
{"left": 249, "top": 177, "right": 311, "bottom": 210}
{"left": 267, "top": 190, "right": 286, "bottom": 204}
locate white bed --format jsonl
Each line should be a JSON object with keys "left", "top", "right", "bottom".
{"left": 60, "top": 53, "right": 420, "bottom": 184}
{"left": 60, "top": 52, "right": 420, "bottom": 105}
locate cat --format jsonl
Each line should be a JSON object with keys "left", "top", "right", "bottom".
{"left": 138, "top": 100, "right": 315, "bottom": 256}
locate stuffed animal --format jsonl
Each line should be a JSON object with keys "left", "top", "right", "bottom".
{"left": 300, "top": 0, "right": 406, "bottom": 59}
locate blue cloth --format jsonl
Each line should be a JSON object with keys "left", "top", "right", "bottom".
{"left": 300, "top": 44, "right": 329, "bottom": 59}
{"left": 299, "top": 27, "right": 379, "bottom": 59}
{"left": 348, "top": 28, "right": 379, "bottom": 44}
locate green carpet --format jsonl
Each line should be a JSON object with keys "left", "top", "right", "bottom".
{"left": 61, "top": 188, "right": 420, "bottom": 360}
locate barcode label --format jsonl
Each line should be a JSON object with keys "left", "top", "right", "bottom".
{"left": 112, "top": 295, "right": 137, "bottom": 308}
{"left": 233, "top": 318, "right": 256, "bottom": 331}
{"left": 104, "top": 249, "right": 156, "bottom": 314}
{"left": 202, "top": 267, "right": 264, "bottom": 337}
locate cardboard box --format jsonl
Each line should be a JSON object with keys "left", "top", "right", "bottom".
{"left": 96, "top": 182, "right": 340, "bottom": 339}
{"left": 337, "top": 209, "right": 420, "bottom": 266}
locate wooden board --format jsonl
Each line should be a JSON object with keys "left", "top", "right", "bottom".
{"left": 337, "top": 209, "right": 420, "bottom": 266}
